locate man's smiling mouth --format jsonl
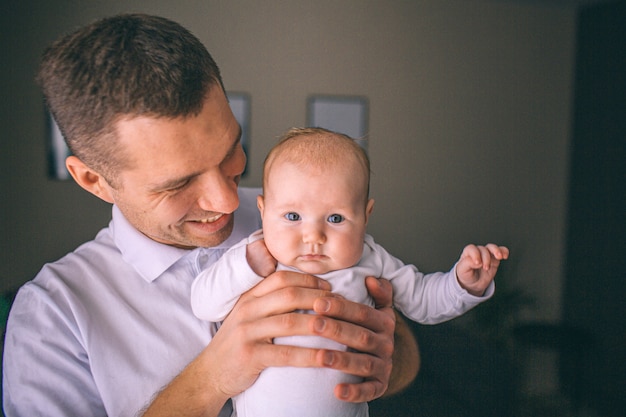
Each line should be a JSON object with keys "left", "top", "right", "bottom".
{"left": 197, "top": 213, "right": 224, "bottom": 223}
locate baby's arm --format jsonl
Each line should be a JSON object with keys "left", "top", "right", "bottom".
{"left": 455, "top": 244, "right": 509, "bottom": 297}
{"left": 365, "top": 236, "right": 508, "bottom": 323}
{"left": 191, "top": 240, "right": 268, "bottom": 322}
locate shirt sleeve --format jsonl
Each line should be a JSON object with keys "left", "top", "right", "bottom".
{"left": 3, "top": 284, "right": 107, "bottom": 417}
{"left": 190, "top": 236, "right": 263, "bottom": 322}
{"left": 367, "top": 237, "right": 494, "bottom": 324}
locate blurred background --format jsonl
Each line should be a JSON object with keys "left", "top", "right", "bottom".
{"left": 1, "top": 1, "right": 623, "bottom": 416}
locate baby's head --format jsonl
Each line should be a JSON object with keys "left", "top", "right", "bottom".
{"left": 258, "top": 127, "right": 374, "bottom": 275}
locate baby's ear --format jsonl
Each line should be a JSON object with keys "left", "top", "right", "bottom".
{"left": 365, "top": 198, "right": 375, "bottom": 224}
{"left": 256, "top": 195, "right": 265, "bottom": 217}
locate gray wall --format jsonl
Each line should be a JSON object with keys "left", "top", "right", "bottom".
{"left": 0, "top": 0, "right": 577, "bottom": 323}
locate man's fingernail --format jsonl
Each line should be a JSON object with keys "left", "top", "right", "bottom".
{"left": 318, "top": 279, "right": 331, "bottom": 290}
{"left": 314, "top": 317, "right": 327, "bottom": 332}
{"left": 316, "top": 299, "right": 330, "bottom": 313}
{"left": 323, "top": 351, "right": 334, "bottom": 366}
{"left": 339, "top": 385, "right": 349, "bottom": 399}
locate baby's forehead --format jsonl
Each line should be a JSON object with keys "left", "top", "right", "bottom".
{"left": 276, "top": 135, "right": 365, "bottom": 167}
{"left": 268, "top": 158, "right": 370, "bottom": 203}
{"left": 264, "top": 132, "right": 370, "bottom": 192}
{"left": 275, "top": 150, "right": 366, "bottom": 179}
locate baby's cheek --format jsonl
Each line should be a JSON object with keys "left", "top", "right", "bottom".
{"left": 337, "top": 243, "right": 364, "bottom": 269}
{"left": 266, "top": 238, "right": 294, "bottom": 265}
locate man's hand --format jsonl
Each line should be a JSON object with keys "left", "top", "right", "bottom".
{"left": 204, "top": 271, "right": 398, "bottom": 404}
{"left": 456, "top": 244, "right": 509, "bottom": 296}
{"left": 142, "top": 271, "right": 335, "bottom": 417}
{"left": 142, "top": 272, "right": 401, "bottom": 416}
{"left": 311, "top": 276, "right": 396, "bottom": 402}
{"left": 203, "top": 271, "right": 340, "bottom": 400}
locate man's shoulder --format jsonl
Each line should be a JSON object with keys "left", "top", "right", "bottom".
{"left": 29, "top": 227, "right": 118, "bottom": 287}
{"left": 6, "top": 227, "right": 117, "bottom": 326}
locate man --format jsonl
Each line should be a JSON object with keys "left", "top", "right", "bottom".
{"left": 3, "top": 13, "right": 418, "bottom": 417}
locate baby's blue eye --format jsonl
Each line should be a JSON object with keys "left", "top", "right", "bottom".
{"left": 327, "top": 214, "right": 344, "bottom": 224}
{"left": 285, "top": 212, "right": 301, "bottom": 221}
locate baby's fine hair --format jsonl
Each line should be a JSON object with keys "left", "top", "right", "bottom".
{"left": 263, "top": 127, "right": 371, "bottom": 198}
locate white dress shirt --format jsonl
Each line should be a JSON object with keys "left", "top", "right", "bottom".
{"left": 3, "top": 188, "right": 262, "bottom": 417}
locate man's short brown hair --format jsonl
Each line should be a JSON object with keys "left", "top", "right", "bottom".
{"left": 37, "top": 13, "right": 224, "bottom": 184}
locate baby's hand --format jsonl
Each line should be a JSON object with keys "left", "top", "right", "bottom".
{"left": 455, "top": 244, "right": 509, "bottom": 297}
{"left": 246, "top": 238, "right": 277, "bottom": 277}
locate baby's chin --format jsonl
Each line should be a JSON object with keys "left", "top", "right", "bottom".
{"left": 291, "top": 260, "right": 347, "bottom": 276}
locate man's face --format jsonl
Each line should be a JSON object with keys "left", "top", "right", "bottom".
{"left": 105, "top": 87, "right": 246, "bottom": 249}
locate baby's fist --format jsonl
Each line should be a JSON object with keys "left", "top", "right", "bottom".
{"left": 246, "top": 238, "right": 277, "bottom": 277}
{"left": 456, "top": 244, "right": 509, "bottom": 296}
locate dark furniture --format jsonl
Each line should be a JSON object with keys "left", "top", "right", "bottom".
{"left": 370, "top": 320, "right": 514, "bottom": 417}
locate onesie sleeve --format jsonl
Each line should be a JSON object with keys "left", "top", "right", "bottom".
{"left": 190, "top": 237, "right": 263, "bottom": 322}
{"left": 366, "top": 236, "right": 494, "bottom": 324}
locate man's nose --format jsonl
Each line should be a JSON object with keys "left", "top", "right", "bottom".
{"left": 197, "top": 175, "right": 239, "bottom": 214}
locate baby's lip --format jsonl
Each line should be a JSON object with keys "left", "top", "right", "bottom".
{"left": 299, "top": 254, "right": 327, "bottom": 260}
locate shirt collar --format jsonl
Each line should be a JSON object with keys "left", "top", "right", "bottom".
{"left": 109, "top": 187, "right": 262, "bottom": 283}
{"left": 110, "top": 206, "right": 191, "bottom": 283}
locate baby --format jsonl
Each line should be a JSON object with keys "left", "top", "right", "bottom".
{"left": 191, "top": 127, "right": 509, "bottom": 417}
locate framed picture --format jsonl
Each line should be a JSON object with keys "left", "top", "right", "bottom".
{"left": 227, "top": 92, "right": 251, "bottom": 176}
{"left": 306, "top": 95, "right": 369, "bottom": 151}
{"left": 47, "top": 112, "right": 71, "bottom": 180}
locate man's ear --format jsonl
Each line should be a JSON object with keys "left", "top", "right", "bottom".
{"left": 365, "top": 198, "right": 375, "bottom": 224}
{"left": 256, "top": 194, "right": 265, "bottom": 217}
{"left": 65, "top": 155, "right": 115, "bottom": 204}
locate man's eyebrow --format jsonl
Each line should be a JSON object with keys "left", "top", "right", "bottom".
{"left": 148, "top": 126, "right": 242, "bottom": 193}
{"left": 222, "top": 125, "right": 243, "bottom": 162}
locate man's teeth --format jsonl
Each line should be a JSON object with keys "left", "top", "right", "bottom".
{"left": 198, "top": 214, "right": 223, "bottom": 223}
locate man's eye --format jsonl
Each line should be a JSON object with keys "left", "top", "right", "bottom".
{"left": 327, "top": 214, "right": 344, "bottom": 224}
{"left": 285, "top": 212, "right": 301, "bottom": 221}
{"left": 166, "top": 180, "right": 190, "bottom": 192}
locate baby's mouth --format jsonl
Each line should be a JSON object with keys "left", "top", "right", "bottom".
{"left": 300, "top": 254, "right": 326, "bottom": 260}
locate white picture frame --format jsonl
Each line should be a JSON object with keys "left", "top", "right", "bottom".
{"left": 227, "top": 92, "right": 251, "bottom": 176}
{"left": 306, "top": 95, "right": 369, "bottom": 151}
